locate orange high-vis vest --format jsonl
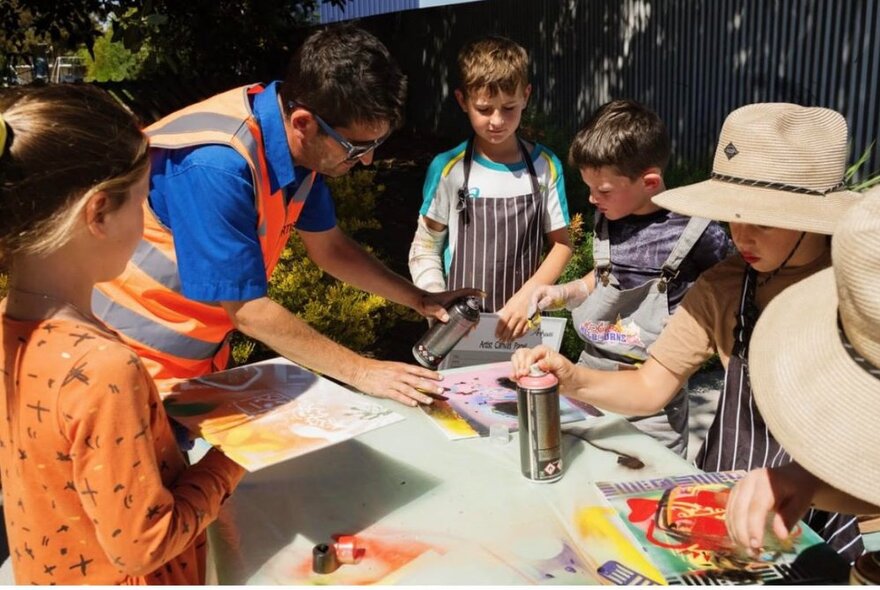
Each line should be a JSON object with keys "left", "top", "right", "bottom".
{"left": 93, "top": 84, "right": 315, "bottom": 391}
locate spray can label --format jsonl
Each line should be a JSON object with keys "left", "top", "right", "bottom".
{"left": 516, "top": 368, "right": 563, "bottom": 482}
{"left": 412, "top": 296, "right": 481, "bottom": 369}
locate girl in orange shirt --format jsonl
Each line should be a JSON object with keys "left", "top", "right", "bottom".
{"left": 0, "top": 84, "right": 245, "bottom": 584}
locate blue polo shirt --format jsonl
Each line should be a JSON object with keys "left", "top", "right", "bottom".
{"left": 149, "top": 81, "right": 336, "bottom": 303}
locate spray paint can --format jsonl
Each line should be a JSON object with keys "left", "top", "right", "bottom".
{"left": 412, "top": 296, "right": 481, "bottom": 369}
{"left": 517, "top": 365, "right": 563, "bottom": 482}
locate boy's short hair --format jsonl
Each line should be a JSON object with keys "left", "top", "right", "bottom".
{"left": 457, "top": 36, "right": 529, "bottom": 98}
{"left": 569, "top": 99, "right": 671, "bottom": 178}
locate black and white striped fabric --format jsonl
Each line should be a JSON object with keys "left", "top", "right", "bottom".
{"left": 696, "top": 267, "right": 864, "bottom": 563}
{"left": 447, "top": 138, "right": 544, "bottom": 312}
{"left": 448, "top": 191, "right": 544, "bottom": 312}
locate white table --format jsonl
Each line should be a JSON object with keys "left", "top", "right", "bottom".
{"left": 204, "top": 375, "right": 698, "bottom": 585}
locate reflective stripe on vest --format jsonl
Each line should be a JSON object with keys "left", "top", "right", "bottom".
{"left": 95, "top": 84, "right": 315, "bottom": 387}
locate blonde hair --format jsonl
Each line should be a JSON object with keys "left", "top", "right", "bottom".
{"left": 0, "top": 85, "right": 148, "bottom": 264}
{"left": 457, "top": 36, "right": 529, "bottom": 98}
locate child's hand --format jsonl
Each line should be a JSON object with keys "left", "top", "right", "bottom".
{"left": 496, "top": 290, "right": 532, "bottom": 342}
{"left": 725, "top": 464, "right": 818, "bottom": 558}
{"left": 526, "top": 278, "right": 591, "bottom": 318}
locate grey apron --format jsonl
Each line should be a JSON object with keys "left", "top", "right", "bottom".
{"left": 447, "top": 137, "right": 544, "bottom": 312}
{"left": 697, "top": 267, "right": 864, "bottom": 563}
{"left": 571, "top": 212, "right": 711, "bottom": 457}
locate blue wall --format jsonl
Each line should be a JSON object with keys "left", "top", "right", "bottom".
{"left": 320, "top": 0, "right": 481, "bottom": 23}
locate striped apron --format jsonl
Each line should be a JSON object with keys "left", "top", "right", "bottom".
{"left": 697, "top": 267, "right": 864, "bottom": 563}
{"left": 571, "top": 213, "right": 711, "bottom": 457}
{"left": 446, "top": 137, "right": 543, "bottom": 312}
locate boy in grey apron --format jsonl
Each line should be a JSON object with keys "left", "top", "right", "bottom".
{"left": 529, "top": 100, "right": 730, "bottom": 457}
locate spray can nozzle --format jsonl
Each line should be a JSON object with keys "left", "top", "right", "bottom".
{"left": 528, "top": 364, "right": 546, "bottom": 377}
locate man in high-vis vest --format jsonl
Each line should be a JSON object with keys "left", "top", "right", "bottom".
{"left": 93, "top": 24, "right": 480, "bottom": 407}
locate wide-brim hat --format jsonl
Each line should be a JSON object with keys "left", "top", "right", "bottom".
{"left": 749, "top": 195, "right": 880, "bottom": 507}
{"left": 653, "top": 103, "right": 862, "bottom": 234}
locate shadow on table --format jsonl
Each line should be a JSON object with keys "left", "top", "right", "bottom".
{"left": 211, "top": 438, "right": 441, "bottom": 583}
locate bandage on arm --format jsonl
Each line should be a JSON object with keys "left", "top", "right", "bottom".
{"left": 408, "top": 216, "right": 448, "bottom": 292}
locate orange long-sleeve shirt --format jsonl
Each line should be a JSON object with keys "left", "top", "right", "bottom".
{"left": 0, "top": 313, "right": 245, "bottom": 584}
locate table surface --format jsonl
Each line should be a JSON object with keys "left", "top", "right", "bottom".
{"left": 205, "top": 363, "right": 698, "bottom": 585}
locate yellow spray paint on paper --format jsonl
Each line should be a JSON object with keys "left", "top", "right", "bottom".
{"left": 575, "top": 506, "right": 666, "bottom": 585}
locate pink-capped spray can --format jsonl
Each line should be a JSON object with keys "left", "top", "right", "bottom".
{"left": 516, "top": 365, "right": 563, "bottom": 482}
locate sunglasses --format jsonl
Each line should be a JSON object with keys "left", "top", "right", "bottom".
{"left": 288, "top": 100, "right": 389, "bottom": 163}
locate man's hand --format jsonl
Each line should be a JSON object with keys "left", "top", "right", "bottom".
{"left": 350, "top": 358, "right": 447, "bottom": 407}
{"left": 416, "top": 288, "right": 484, "bottom": 322}
{"left": 725, "top": 463, "right": 819, "bottom": 557}
{"left": 496, "top": 288, "right": 532, "bottom": 342}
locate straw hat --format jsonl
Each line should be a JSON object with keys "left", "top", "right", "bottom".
{"left": 653, "top": 103, "right": 862, "bottom": 234}
{"left": 749, "top": 194, "right": 880, "bottom": 507}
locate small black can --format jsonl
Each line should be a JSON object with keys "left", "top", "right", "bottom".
{"left": 412, "top": 296, "right": 481, "bottom": 369}
{"left": 517, "top": 366, "right": 563, "bottom": 482}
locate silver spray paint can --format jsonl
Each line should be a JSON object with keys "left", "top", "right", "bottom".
{"left": 517, "top": 365, "right": 563, "bottom": 482}
{"left": 412, "top": 296, "right": 481, "bottom": 369}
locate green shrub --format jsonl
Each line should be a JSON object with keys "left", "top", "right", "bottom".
{"left": 231, "top": 169, "right": 408, "bottom": 365}
{"left": 545, "top": 213, "right": 593, "bottom": 360}
{"left": 519, "top": 107, "right": 590, "bottom": 220}
{"left": 846, "top": 142, "right": 880, "bottom": 191}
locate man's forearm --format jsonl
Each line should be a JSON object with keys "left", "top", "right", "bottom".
{"left": 301, "top": 227, "right": 423, "bottom": 310}
{"left": 221, "top": 297, "right": 367, "bottom": 386}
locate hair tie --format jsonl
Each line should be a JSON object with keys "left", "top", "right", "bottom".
{"left": 0, "top": 112, "right": 8, "bottom": 158}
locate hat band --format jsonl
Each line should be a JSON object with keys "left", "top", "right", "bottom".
{"left": 838, "top": 316, "right": 880, "bottom": 380}
{"left": 711, "top": 173, "right": 846, "bottom": 196}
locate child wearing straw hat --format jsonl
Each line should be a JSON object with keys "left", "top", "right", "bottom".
{"left": 724, "top": 195, "right": 880, "bottom": 559}
{"left": 511, "top": 102, "right": 865, "bottom": 562}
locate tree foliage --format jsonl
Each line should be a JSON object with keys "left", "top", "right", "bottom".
{"left": 1, "top": 0, "right": 350, "bottom": 82}
{"left": 76, "top": 26, "right": 150, "bottom": 82}
{"left": 0, "top": 0, "right": 106, "bottom": 56}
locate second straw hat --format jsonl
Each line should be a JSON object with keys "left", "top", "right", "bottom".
{"left": 654, "top": 103, "right": 862, "bottom": 234}
{"left": 749, "top": 194, "right": 880, "bottom": 507}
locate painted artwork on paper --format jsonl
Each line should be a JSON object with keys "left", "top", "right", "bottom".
{"left": 572, "top": 505, "right": 665, "bottom": 585}
{"left": 420, "top": 361, "right": 602, "bottom": 440}
{"left": 593, "top": 471, "right": 847, "bottom": 584}
{"left": 164, "top": 358, "right": 404, "bottom": 471}
{"left": 249, "top": 529, "right": 597, "bottom": 585}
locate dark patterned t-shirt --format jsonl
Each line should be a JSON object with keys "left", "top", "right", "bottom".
{"left": 607, "top": 209, "right": 732, "bottom": 312}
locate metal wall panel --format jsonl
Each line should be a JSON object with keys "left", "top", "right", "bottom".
{"left": 320, "top": 0, "right": 419, "bottom": 23}
{"left": 364, "top": 0, "right": 880, "bottom": 179}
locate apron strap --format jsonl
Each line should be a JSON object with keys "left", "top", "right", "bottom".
{"left": 657, "top": 216, "right": 712, "bottom": 292}
{"left": 732, "top": 266, "right": 759, "bottom": 358}
{"left": 458, "top": 136, "right": 542, "bottom": 226}
{"left": 592, "top": 211, "right": 613, "bottom": 286}
{"left": 456, "top": 137, "right": 476, "bottom": 225}
{"left": 517, "top": 138, "right": 542, "bottom": 198}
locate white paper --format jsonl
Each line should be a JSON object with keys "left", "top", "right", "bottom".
{"left": 443, "top": 314, "right": 567, "bottom": 369}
